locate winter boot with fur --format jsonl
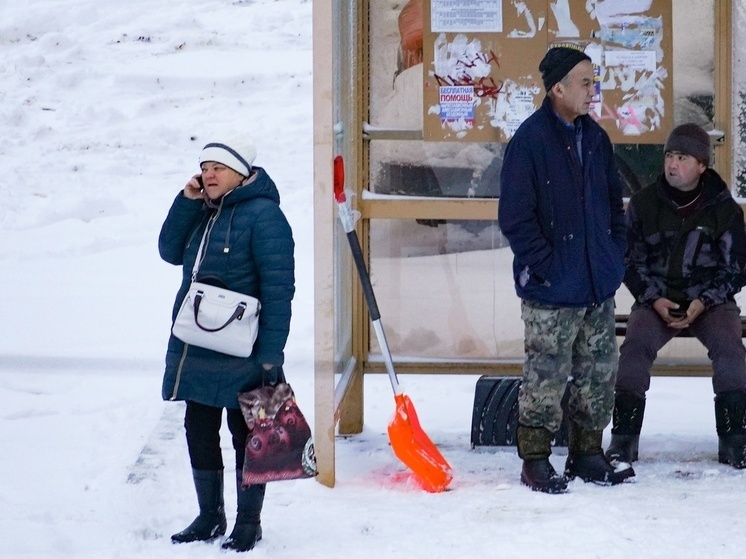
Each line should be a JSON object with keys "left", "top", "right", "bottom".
{"left": 222, "top": 475, "right": 266, "bottom": 552}
{"left": 565, "top": 425, "right": 634, "bottom": 485}
{"left": 714, "top": 390, "right": 746, "bottom": 469}
{"left": 171, "top": 469, "right": 227, "bottom": 543}
{"left": 517, "top": 425, "right": 568, "bottom": 494}
{"left": 605, "top": 392, "right": 646, "bottom": 464}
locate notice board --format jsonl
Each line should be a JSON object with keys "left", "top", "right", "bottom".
{"left": 422, "top": 0, "right": 673, "bottom": 144}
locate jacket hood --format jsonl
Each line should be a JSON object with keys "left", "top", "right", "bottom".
{"left": 217, "top": 166, "right": 280, "bottom": 207}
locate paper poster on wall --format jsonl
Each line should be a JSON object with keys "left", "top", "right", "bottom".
{"left": 439, "top": 86, "right": 476, "bottom": 124}
{"left": 423, "top": 0, "right": 548, "bottom": 142}
{"left": 423, "top": 0, "right": 673, "bottom": 144}
{"left": 431, "top": 0, "right": 503, "bottom": 33}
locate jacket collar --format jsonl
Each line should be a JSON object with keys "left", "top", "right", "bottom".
{"left": 656, "top": 168, "right": 731, "bottom": 208}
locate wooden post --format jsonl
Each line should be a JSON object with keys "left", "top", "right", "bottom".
{"left": 714, "top": 0, "right": 732, "bottom": 184}
{"left": 312, "top": 0, "right": 336, "bottom": 488}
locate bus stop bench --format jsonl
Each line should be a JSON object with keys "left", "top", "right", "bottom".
{"left": 470, "top": 313, "right": 746, "bottom": 448}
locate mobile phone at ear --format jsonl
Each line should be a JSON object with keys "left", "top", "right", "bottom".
{"left": 196, "top": 176, "right": 204, "bottom": 190}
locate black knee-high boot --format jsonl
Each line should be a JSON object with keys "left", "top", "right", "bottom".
{"left": 606, "top": 392, "right": 646, "bottom": 463}
{"left": 171, "top": 469, "right": 227, "bottom": 543}
{"left": 222, "top": 474, "right": 266, "bottom": 551}
{"left": 715, "top": 390, "right": 746, "bottom": 469}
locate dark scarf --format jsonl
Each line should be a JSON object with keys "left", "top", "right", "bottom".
{"left": 664, "top": 179, "right": 703, "bottom": 219}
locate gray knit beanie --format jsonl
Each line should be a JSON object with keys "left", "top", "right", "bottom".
{"left": 663, "top": 123, "right": 711, "bottom": 166}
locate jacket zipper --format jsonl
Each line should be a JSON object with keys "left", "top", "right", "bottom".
{"left": 171, "top": 205, "right": 223, "bottom": 400}
{"left": 567, "top": 138, "right": 598, "bottom": 305}
{"left": 194, "top": 208, "right": 222, "bottom": 280}
{"left": 667, "top": 212, "right": 694, "bottom": 281}
{"left": 690, "top": 227, "right": 707, "bottom": 267}
{"left": 170, "top": 343, "right": 189, "bottom": 400}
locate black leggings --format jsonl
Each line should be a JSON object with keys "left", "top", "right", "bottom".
{"left": 184, "top": 401, "right": 249, "bottom": 471}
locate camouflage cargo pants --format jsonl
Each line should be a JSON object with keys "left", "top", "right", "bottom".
{"left": 519, "top": 298, "right": 617, "bottom": 434}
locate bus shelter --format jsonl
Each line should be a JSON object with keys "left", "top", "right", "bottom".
{"left": 313, "top": 0, "right": 745, "bottom": 487}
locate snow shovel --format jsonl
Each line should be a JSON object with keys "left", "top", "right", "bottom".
{"left": 333, "top": 156, "right": 453, "bottom": 493}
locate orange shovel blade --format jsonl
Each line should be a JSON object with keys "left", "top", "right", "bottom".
{"left": 387, "top": 393, "right": 453, "bottom": 493}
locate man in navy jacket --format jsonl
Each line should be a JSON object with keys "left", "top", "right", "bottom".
{"left": 499, "top": 46, "right": 633, "bottom": 493}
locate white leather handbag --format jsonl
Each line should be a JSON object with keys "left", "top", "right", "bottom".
{"left": 171, "top": 220, "right": 260, "bottom": 358}
{"left": 172, "top": 281, "right": 260, "bottom": 357}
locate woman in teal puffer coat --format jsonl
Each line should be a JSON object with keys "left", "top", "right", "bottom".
{"left": 159, "top": 135, "right": 294, "bottom": 552}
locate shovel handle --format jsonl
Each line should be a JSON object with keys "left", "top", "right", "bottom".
{"left": 371, "top": 318, "right": 401, "bottom": 394}
{"left": 333, "top": 155, "right": 401, "bottom": 394}
{"left": 343, "top": 230, "right": 401, "bottom": 393}
{"left": 345, "top": 230, "right": 380, "bottom": 322}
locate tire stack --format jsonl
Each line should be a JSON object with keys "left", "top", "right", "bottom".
{"left": 470, "top": 376, "right": 570, "bottom": 448}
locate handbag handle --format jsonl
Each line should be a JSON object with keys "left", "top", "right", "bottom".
{"left": 193, "top": 290, "right": 248, "bottom": 332}
{"left": 260, "top": 365, "right": 287, "bottom": 387}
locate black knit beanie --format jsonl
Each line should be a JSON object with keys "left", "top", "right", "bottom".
{"left": 539, "top": 46, "right": 591, "bottom": 92}
{"left": 663, "top": 123, "right": 711, "bottom": 166}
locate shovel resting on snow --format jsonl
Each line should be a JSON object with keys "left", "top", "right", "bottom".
{"left": 333, "top": 156, "right": 453, "bottom": 493}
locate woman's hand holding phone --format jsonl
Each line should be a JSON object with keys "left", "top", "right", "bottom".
{"left": 183, "top": 174, "right": 205, "bottom": 200}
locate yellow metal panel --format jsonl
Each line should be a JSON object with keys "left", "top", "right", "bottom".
{"left": 360, "top": 198, "right": 499, "bottom": 220}
{"left": 362, "top": 358, "right": 717, "bottom": 378}
{"left": 714, "top": 0, "right": 732, "bottom": 183}
{"left": 313, "top": 0, "right": 336, "bottom": 489}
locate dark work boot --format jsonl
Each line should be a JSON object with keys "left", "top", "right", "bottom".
{"left": 517, "top": 425, "right": 568, "bottom": 494}
{"left": 606, "top": 392, "right": 646, "bottom": 464}
{"left": 566, "top": 426, "right": 634, "bottom": 485}
{"left": 171, "top": 469, "right": 227, "bottom": 544}
{"left": 521, "top": 459, "right": 568, "bottom": 494}
{"left": 222, "top": 475, "right": 266, "bottom": 552}
{"left": 714, "top": 390, "right": 746, "bottom": 469}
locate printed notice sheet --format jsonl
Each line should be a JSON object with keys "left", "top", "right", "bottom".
{"left": 431, "top": 0, "right": 503, "bottom": 33}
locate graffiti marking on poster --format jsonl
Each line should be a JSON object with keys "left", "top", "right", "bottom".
{"left": 431, "top": 0, "right": 502, "bottom": 33}
{"left": 430, "top": 34, "right": 502, "bottom": 137}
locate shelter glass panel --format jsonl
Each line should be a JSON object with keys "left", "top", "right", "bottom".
{"left": 368, "top": 219, "right": 522, "bottom": 360}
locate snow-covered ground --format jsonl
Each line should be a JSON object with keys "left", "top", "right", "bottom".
{"left": 1, "top": 1, "right": 745, "bottom": 558}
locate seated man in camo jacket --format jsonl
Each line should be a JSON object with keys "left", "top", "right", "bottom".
{"left": 607, "top": 123, "right": 746, "bottom": 470}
